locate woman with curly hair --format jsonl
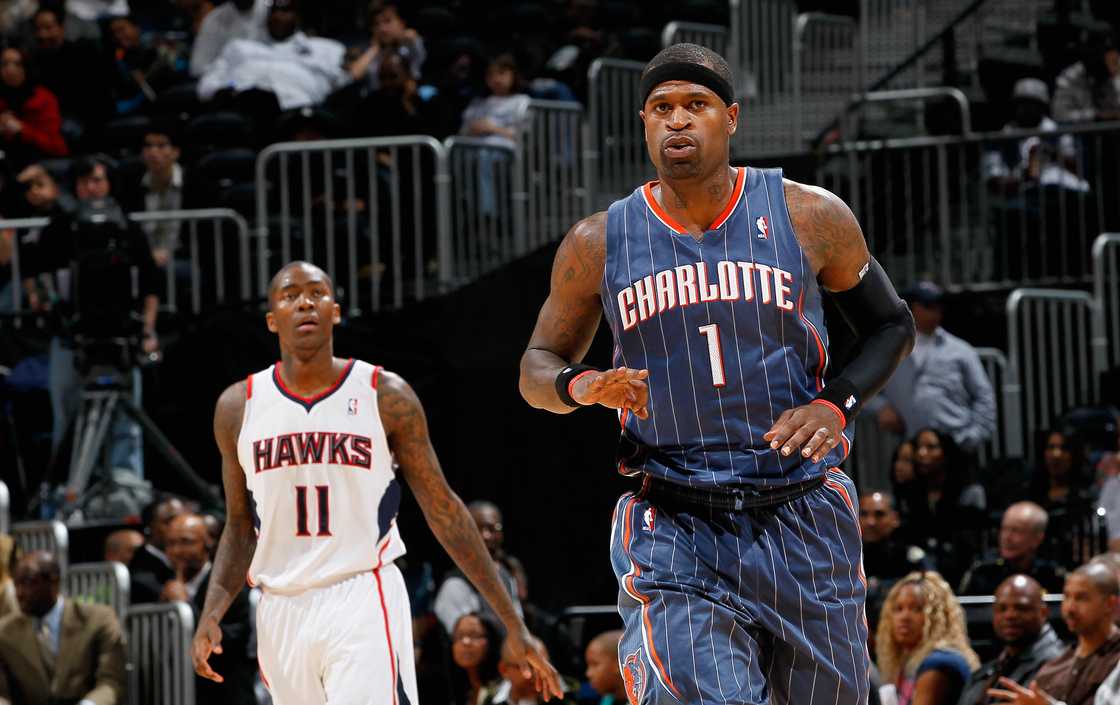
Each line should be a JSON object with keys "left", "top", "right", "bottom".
{"left": 877, "top": 571, "right": 979, "bottom": 705}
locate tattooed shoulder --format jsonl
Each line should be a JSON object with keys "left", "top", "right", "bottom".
{"left": 783, "top": 179, "right": 866, "bottom": 282}
{"left": 551, "top": 211, "right": 607, "bottom": 290}
{"left": 213, "top": 380, "right": 247, "bottom": 445}
{"left": 376, "top": 369, "right": 426, "bottom": 441}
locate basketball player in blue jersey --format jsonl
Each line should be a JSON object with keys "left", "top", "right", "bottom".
{"left": 520, "top": 44, "right": 916, "bottom": 704}
{"left": 193, "top": 261, "right": 561, "bottom": 704}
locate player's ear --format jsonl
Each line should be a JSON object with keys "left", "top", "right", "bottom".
{"left": 265, "top": 310, "right": 277, "bottom": 333}
{"left": 332, "top": 302, "right": 341, "bottom": 324}
{"left": 727, "top": 102, "right": 739, "bottom": 136}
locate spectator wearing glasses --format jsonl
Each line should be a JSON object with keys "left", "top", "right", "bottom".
{"left": 450, "top": 612, "right": 501, "bottom": 705}
{"left": 959, "top": 502, "right": 1066, "bottom": 596}
{"left": 434, "top": 501, "right": 523, "bottom": 635}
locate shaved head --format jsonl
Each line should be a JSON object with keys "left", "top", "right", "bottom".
{"left": 268, "top": 261, "right": 334, "bottom": 302}
{"left": 588, "top": 629, "right": 623, "bottom": 655}
{"left": 1073, "top": 561, "right": 1120, "bottom": 597}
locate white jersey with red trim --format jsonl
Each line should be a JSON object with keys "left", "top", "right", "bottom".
{"left": 236, "top": 359, "right": 406, "bottom": 594}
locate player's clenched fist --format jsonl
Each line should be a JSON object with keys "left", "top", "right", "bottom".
{"left": 192, "top": 616, "right": 225, "bottom": 683}
{"left": 764, "top": 403, "right": 844, "bottom": 463}
{"left": 571, "top": 366, "right": 650, "bottom": 419}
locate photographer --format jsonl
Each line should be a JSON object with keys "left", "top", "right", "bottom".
{"left": 21, "top": 155, "right": 160, "bottom": 483}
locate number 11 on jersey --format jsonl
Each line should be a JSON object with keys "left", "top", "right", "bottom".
{"left": 295, "top": 485, "right": 331, "bottom": 537}
{"left": 698, "top": 324, "right": 727, "bottom": 387}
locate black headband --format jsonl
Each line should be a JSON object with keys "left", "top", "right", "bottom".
{"left": 640, "top": 61, "right": 735, "bottom": 107}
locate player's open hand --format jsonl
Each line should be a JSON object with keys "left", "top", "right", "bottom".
{"left": 191, "top": 616, "right": 225, "bottom": 683}
{"left": 763, "top": 403, "right": 843, "bottom": 463}
{"left": 571, "top": 366, "right": 650, "bottom": 419}
{"left": 505, "top": 629, "right": 564, "bottom": 701}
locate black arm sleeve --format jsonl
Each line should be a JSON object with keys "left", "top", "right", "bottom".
{"left": 814, "top": 258, "right": 915, "bottom": 424}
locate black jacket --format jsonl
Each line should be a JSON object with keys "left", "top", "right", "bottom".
{"left": 957, "top": 624, "right": 1066, "bottom": 705}
{"left": 127, "top": 543, "right": 175, "bottom": 605}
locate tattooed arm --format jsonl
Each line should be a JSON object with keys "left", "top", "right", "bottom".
{"left": 519, "top": 212, "right": 650, "bottom": 417}
{"left": 783, "top": 180, "right": 870, "bottom": 289}
{"left": 193, "top": 381, "right": 257, "bottom": 682}
{"left": 764, "top": 180, "right": 914, "bottom": 463}
{"left": 379, "top": 372, "right": 562, "bottom": 699}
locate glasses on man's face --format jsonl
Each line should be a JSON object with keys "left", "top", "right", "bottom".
{"left": 454, "top": 632, "right": 488, "bottom": 644}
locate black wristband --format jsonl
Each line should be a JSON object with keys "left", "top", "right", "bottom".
{"left": 555, "top": 364, "right": 598, "bottom": 408}
{"left": 811, "top": 377, "right": 861, "bottom": 428}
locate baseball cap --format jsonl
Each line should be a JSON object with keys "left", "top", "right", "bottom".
{"left": 1013, "top": 78, "right": 1049, "bottom": 105}
{"left": 902, "top": 281, "right": 945, "bottom": 306}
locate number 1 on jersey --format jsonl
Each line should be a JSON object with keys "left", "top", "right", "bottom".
{"left": 295, "top": 485, "right": 331, "bottom": 537}
{"left": 698, "top": 324, "right": 727, "bottom": 387}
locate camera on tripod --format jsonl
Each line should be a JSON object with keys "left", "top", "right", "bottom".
{"left": 66, "top": 197, "right": 156, "bottom": 375}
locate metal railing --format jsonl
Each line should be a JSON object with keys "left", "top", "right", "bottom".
{"left": 728, "top": 0, "right": 799, "bottom": 157}
{"left": 818, "top": 123, "right": 1120, "bottom": 292}
{"left": 847, "top": 87, "right": 974, "bottom": 138}
{"left": 445, "top": 137, "right": 519, "bottom": 281}
{"left": 661, "top": 21, "right": 728, "bottom": 55}
{"left": 1093, "top": 233, "right": 1120, "bottom": 373}
{"left": 130, "top": 209, "right": 252, "bottom": 314}
{"left": 126, "top": 601, "right": 196, "bottom": 705}
{"left": 64, "top": 561, "right": 130, "bottom": 622}
{"left": 0, "top": 480, "right": 7, "bottom": 534}
{"left": 794, "top": 14, "right": 860, "bottom": 146}
{"left": 860, "top": 0, "right": 929, "bottom": 90}
{"left": 11, "top": 520, "right": 69, "bottom": 573}
{"left": 584, "top": 58, "right": 650, "bottom": 211}
{"left": 0, "top": 209, "right": 253, "bottom": 316}
{"left": 518, "top": 100, "right": 588, "bottom": 253}
{"left": 848, "top": 410, "right": 899, "bottom": 491}
{"left": 975, "top": 347, "right": 1009, "bottom": 468}
{"left": 254, "top": 136, "right": 452, "bottom": 315}
{"left": 1005, "top": 288, "right": 1103, "bottom": 462}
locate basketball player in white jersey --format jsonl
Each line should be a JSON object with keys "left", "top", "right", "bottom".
{"left": 191, "top": 261, "right": 562, "bottom": 704}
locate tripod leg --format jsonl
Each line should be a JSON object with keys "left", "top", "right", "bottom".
{"left": 67, "top": 393, "right": 118, "bottom": 507}
{"left": 118, "top": 399, "right": 223, "bottom": 509}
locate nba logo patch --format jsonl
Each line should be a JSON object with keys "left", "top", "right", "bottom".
{"left": 642, "top": 507, "right": 656, "bottom": 532}
{"left": 844, "top": 394, "right": 857, "bottom": 410}
{"left": 347, "top": 398, "right": 358, "bottom": 415}
{"left": 623, "top": 649, "right": 646, "bottom": 705}
{"left": 756, "top": 215, "right": 769, "bottom": 239}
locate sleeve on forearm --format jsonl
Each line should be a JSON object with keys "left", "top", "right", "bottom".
{"left": 830, "top": 312, "right": 915, "bottom": 407}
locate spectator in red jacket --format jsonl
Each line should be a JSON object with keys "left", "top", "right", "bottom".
{"left": 0, "top": 45, "right": 67, "bottom": 168}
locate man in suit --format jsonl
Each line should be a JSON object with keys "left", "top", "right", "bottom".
{"left": 0, "top": 551, "right": 125, "bottom": 705}
{"left": 128, "top": 494, "right": 186, "bottom": 604}
{"left": 163, "top": 513, "right": 255, "bottom": 705}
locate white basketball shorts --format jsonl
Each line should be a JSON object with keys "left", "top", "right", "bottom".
{"left": 256, "top": 565, "right": 418, "bottom": 705}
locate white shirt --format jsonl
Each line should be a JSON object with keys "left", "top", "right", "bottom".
{"left": 189, "top": 0, "right": 269, "bottom": 78}
{"left": 185, "top": 562, "right": 212, "bottom": 601}
{"left": 66, "top": 0, "right": 128, "bottom": 21}
{"left": 198, "top": 32, "right": 349, "bottom": 111}
{"left": 141, "top": 163, "right": 185, "bottom": 253}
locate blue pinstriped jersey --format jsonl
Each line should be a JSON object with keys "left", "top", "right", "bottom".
{"left": 600, "top": 167, "right": 852, "bottom": 489}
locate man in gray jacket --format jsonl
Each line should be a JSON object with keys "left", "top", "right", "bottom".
{"left": 959, "top": 575, "right": 1064, "bottom": 705}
